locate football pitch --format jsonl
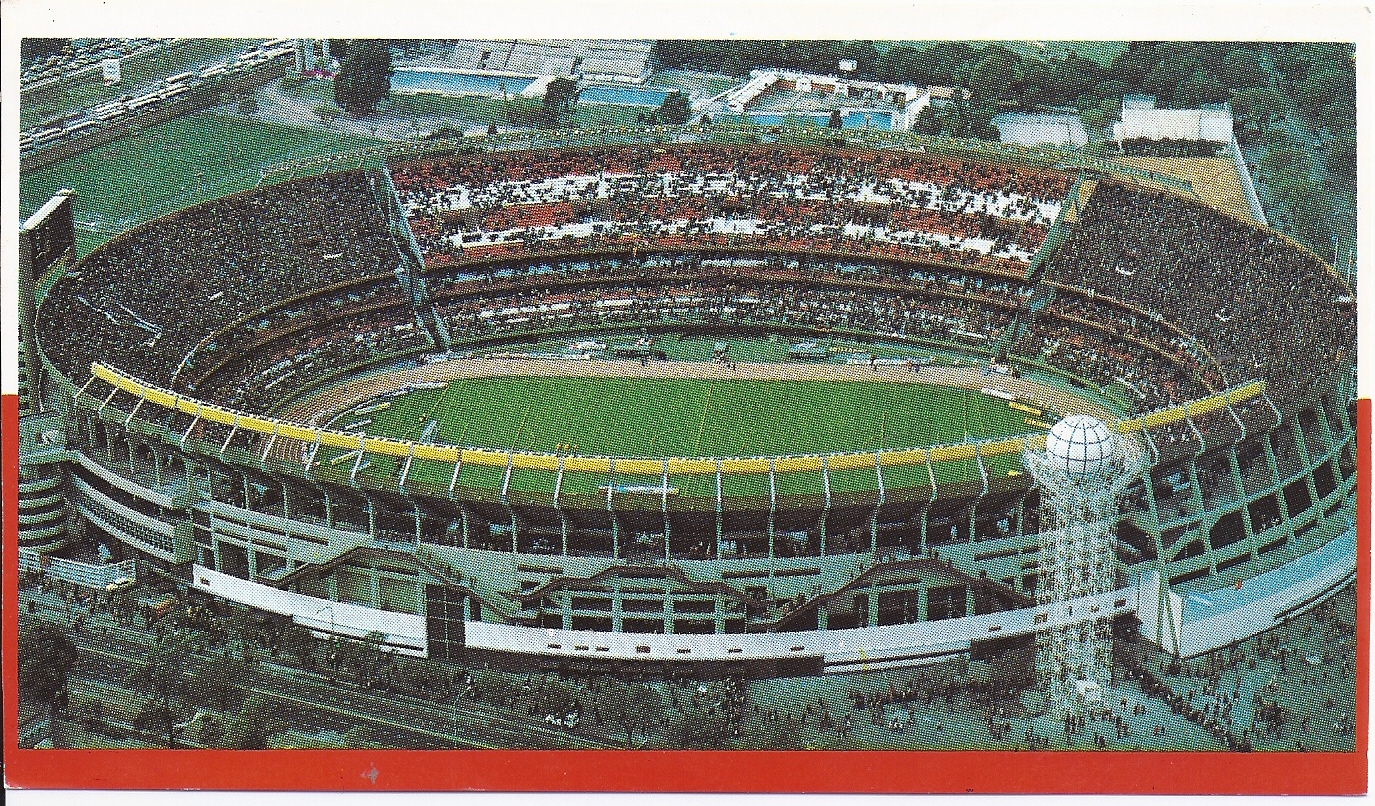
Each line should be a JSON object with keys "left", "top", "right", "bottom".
{"left": 320, "top": 373, "right": 1038, "bottom": 493}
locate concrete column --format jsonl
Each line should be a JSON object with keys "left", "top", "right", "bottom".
{"left": 1289, "top": 420, "right": 1321, "bottom": 506}
{"left": 1261, "top": 431, "right": 1294, "bottom": 549}
{"left": 370, "top": 569, "right": 381, "bottom": 609}
{"left": 367, "top": 498, "right": 377, "bottom": 537}
{"left": 917, "top": 585, "right": 928, "bottom": 621}
{"left": 965, "top": 585, "right": 976, "bottom": 618}
{"left": 325, "top": 574, "right": 339, "bottom": 602}
{"left": 867, "top": 584, "right": 878, "bottom": 627}
{"left": 717, "top": 598, "right": 728, "bottom": 634}
{"left": 1227, "top": 447, "right": 1258, "bottom": 557}
{"left": 1141, "top": 471, "right": 1169, "bottom": 564}
{"left": 323, "top": 488, "right": 334, "bottom": 527}
{"left": 816, "top": 606, "right": 828, "bottom": 631}
{"left": 562, "top": 596, "right": 572, "bottom": 630}
{"left": 664, "top": 596, "right": 674, "bottom": 634}
{"left": 1313, "top": 399, "right": 1337, "bottom": 453}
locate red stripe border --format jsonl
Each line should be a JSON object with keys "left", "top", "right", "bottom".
{"left": 3, "top": 395, "right": 1368, "bottom": 793}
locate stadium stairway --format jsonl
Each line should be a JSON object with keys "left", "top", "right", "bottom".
{"left": 771, "top": 556, "right": 1035, "bottom": 632}
{"left": 991, "top": 174, "right": 1094, "bottom": 363}
{"left": 415, "top": 544, "right": 523, "bottom": 622}
{"left": 378, "top": 168, "right": 451, "bottom": 351}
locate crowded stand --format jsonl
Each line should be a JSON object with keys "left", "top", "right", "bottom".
{"left": 212, "top": 307, "right": 429, "bottom": 414}
{"left": 37, "top": 172, "right": 406, "bottom": 391}
{"left": 391, "top": 144, "right": 1069, "bottom": 276}
{"left": 1046, "top": 181, "right": 1355, "bottom": 409}
{"left": 38, "top": 147, "right": 1350, "bottom": 440}
{"left": 189, "top": 249, "right": 1200, "bottom": 423}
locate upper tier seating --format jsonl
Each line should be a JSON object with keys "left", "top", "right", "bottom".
{"left": 38, "top": 172, "right": 405, "bottom": 390}
{"left": 1047, "top": 181, "right": 1355, "bottom": 407}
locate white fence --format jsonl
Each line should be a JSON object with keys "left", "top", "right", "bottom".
{"left": 1227, "top": 135, "right": 1269, "bottom": 226}
{"left": 192, "top": 565, "right": 427, "bottom": 656}
{"left": 19, "top": 548, "right": 137, "bottom": 589}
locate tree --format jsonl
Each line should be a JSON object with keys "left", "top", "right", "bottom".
{"left": 828, "top": 109, "right": 843, "bottom": 129}
{"left": 1107, "top": 42, "right": 1162, "bottom": 86}
{"left": 130, "top": 633, "right": 194, "bottom": 747}
{"left": 968, "top": 46, "right": 1021, "bottom": 104}
{"left": 542, "top": 76, "right": 579, "bottom": 126}
{"left": 1142, "top": 55, "right": 1199, "bottom": 106}
{"left": 21, "top": 38, "right": 68, "bottom": 66}
{"left": 669, "top": 704, "right": 735, "bottom": 748}
{"left": 1231, "top": 87, "right": 1286, "bottom": 132}
{"left": 1172, "top": 69, "right": 1228, "bottom": 108}
{"left": 1220, "top": 48, "right": 1268, "bottom": 90}
{"left": 912, "top": 104, "right": 941, "bottom": 136}
{"left": 189, "top": 651, "right": 250, "bottom": 711}
{"left": 224, "top": 692, "right": 287, "bottom": 749}
{"left": 334, "top": 39, "right": 393, "bottom": 116}
{"left": 658, "top": 91, "right": 690, "bottom": 126}
{"left": 873, "top": 44, "right": 923, "bottom": 85}
{"left": 1294, "top": 67, "right": 1355, "bottom": 118}
{"left": 18, "top": 622, "right": 77, "bottom": 748}
{"left": 839, "top": 40, "right": 880, "bottom": 77}
{"left": 1327, "top": 131, "right": 1357, "bottom": 182}
{"left": 596, "top": 678, "right": 662, "bottom": 747}
{"left": 280, "top": 624, "right": 316, "bottom": 672}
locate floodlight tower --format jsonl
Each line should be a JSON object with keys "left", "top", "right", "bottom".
{"left": 1024, "top": 415, "right": 1146, "bottom": 719}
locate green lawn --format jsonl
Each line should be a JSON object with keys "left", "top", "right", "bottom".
{"left": 21, "top": 38, "right": 262, "bottom": 129}
{"left": 317, "top": 373, "right": 1034, "bottom": 495}
{"left": 20, "top": 111, "right": 385, "bottom": 257}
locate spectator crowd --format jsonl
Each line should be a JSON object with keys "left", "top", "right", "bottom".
{"left": 39, "top": 172, "right": 406, "bottom": 392}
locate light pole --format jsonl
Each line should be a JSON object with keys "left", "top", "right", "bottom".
{"left": 459, "top": 687, "right": 470, "bottom": 748}
{"left": 314, "top": 604, "right": 336, "bottom": 672}
{"left": 314, "top": 604, "right": 336, "bottom": 635}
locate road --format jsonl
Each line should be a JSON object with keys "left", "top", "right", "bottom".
{"left": 22, "top": 587, "right": 617, "bottom": 749}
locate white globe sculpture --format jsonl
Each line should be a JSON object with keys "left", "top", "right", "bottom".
{"left": 1044, "top": 415, "right": 1116, "bottom": 478}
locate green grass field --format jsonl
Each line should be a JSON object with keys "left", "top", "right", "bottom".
{"left": 20, "top": 111, "right": 386, "bottom": 257}
{"left": 317, "top": 374, "right": 1036, "bottom": 496}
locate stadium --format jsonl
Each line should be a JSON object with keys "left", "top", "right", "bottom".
{"left": 19, "top": 124, "right": 1357, "bottom": 685}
